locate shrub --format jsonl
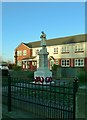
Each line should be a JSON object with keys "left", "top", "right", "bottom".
{"left": 12, "top": 65, "right": 21, "bottom": 71}
{"left": 27, "top": 71, "right": 34, "bottom": 79}
{"left": 9, "top": 70, "right": 34, "bottom": 80}
{"left": 8, "top": 64, "right": 14, "bottom": 69}
{"left": 52, "top": 64, "right": 60, "bottom": 71}
{"left": 2, "top": 69, "right": 8, "bottom": 76}
{"left": 78, "top": 70, "right": 87, "bottom": 84}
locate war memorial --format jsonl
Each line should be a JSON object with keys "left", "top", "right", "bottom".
{"left": 34, "top": 32, "right": 54, "bottom": 84}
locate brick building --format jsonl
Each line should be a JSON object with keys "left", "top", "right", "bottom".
{"left": 14, "top": 34, "right": 87, "bottom": 71}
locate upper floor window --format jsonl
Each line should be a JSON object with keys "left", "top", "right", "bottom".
{"left": 36, "top": 49, "right": 39, "bottom": 55}
{"left": 54, "top": 48, "right": 58, "bottom": 54}
{"left": 74, "top": 59, "right": 84, "bottom": 67}
{"left": 23, "top": 50, "right": 27, "bottom": 56}
{"left": 61, "top": 59, "right": 70, "bottom": 67}
{"left": 75, "top": 44, "right": 84, "bottom": 52}
{"left": 61, "top": 46, "right": 69, "bottom": 53}
{"left": 17, "top": 51, "right": 22, "bottom": 56}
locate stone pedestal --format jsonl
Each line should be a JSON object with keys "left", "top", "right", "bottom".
{"left": 34, "top": 67, "right": 52, "bottom": 79}
{"left": 34, "top": 47, "right": 52, "bottom": 84}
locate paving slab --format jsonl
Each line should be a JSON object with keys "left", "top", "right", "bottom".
{"left": 2, "top": 104, "right": 40, "bottom": 119}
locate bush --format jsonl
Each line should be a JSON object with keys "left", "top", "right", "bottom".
{"left": 9, "top": 70, "right": 34, "bottom": 80}
{"left": 2, "top": 69, "right": 8, "bottom": 76}
{"left": 27, "top": 71, "right": 34, "bottom": 79}
{"left": 12, "top": 65, "right": 21, "bottom": 71}
{"left": 52, "top": 64, "right": 60, "bottom": 71}
{"left": 8, "top": 64, "right": 15, "bottom": 69}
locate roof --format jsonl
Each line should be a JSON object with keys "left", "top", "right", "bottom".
{"left": 22, "top": 56, "right": 36, "bottom": 60}
{"left": 25, "top": 34, "right": 87, "bottom": 48}
{"left": 15, "top": 42, "right": 30, "bottom": 50}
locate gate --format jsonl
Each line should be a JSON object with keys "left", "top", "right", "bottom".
{"left": 2, "top": 74, "right": 78, "bottom": 119}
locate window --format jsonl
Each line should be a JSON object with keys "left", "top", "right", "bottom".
{"left": 23, "top": 50, "right": 27, "bottom": 56}
{"left": 75, "top": 45, "right": 83, "bottom": 52}
{"left": 17, "top": 61, "right": 22, "bottom": 66}
{"left": 54, "top": 48, "right": 58, "bottom": 54}
{"left": 36, "top": 49, "right": 39, "bottom": 55}
{"left": 74, "top": 59, "right": 84, "bottom": 67}
{"left": 32, "top": 62, "right": 37, "bottom": 66}
{"left": 17, "top": 51, "right": 19, "bottom": 56}
{"left": 61, "top": 59, "right": 70, "bottom": 67}
{"left": 17, "top": 51, "right": 22, "bottom": 56}
{"left": 62, "top": 46, "right": 69, "bottom": 53}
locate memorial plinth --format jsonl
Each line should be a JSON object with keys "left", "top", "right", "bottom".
{"left": 34, "top": 47, "right": 52, "bottom": 79}
{"left": 34, "top": 32, "right": 52, "bottom": 84}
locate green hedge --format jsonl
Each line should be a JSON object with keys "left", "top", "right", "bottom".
{"left": 78, "top": 70, "right": 87, "bottom": 83}
{"left": 9, "top": 70, "right": 34, "bottom": 80}
{"left": 52, "top": 64, "right": 60, "bottom": 71}
{"left": 2, "top": 69, "right": 8, "bottom": 76}
{"left": 12, "top": 65, "right": 21, "bottom": 71}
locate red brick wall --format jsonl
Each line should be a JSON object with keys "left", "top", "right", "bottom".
{"left": 48, "top": 60, "right": 50, "bottom": 69}
{"left": 58, "top": 59, "right": 61, "bottom": 66}
{"left": 15, "top": 43, "right": 32, "bottom": 64}
{"left": 70, "top": 58, "right": 74, "bottom": 67}
{"left": 84, "top": 58, "right": 87, "bottom": 70}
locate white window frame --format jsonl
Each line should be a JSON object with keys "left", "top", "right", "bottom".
{"left": 17, "top": 51, "right": 19, "bottom": 56}
{"left": 54, "top": 47, "right": 58, "bottom": 54}
{"left": 75, "top": 45, "right": 83, "bottom": 52}
{"left": 36, "top": 49, "right": 39, "bottom": 55}
{"left": 74, "top": 59, "right": 84, "bottom": 67}
{"left": 23, "top": 50, "right": 27, "bottom": 56}
{"left": 61, "top": 59, "right": 70, "bottom": 67}
{"left": 17, "top": 60, "right": 22, "bottom": 66}
{"left": 62, "top": 46, "right": 69, "bottom": 53}
{"left": 17, "top": 50, "right": 22, "bottom": 56}
{"left": 32, "top": 62, "right": 37, "bottom": 66}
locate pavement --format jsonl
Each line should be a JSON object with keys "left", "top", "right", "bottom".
{"left": 2, "top": 104, "right": 40, "bottom": 120}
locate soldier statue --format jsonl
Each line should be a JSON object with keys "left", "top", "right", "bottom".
{"left": 40, "top": 31, "right": 46, "bottom": 47}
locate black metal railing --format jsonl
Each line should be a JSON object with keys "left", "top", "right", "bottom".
{"left": 2, "top": 75, "right": 78, "bottom": 119}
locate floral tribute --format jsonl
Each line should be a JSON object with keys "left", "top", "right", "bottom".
{"left": 34, "top": 76, "right": 52, "bottom": 83}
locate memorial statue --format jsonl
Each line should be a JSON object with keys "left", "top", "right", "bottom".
{"left": 40, "top": 31, "right": 46, "bottom": 47}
